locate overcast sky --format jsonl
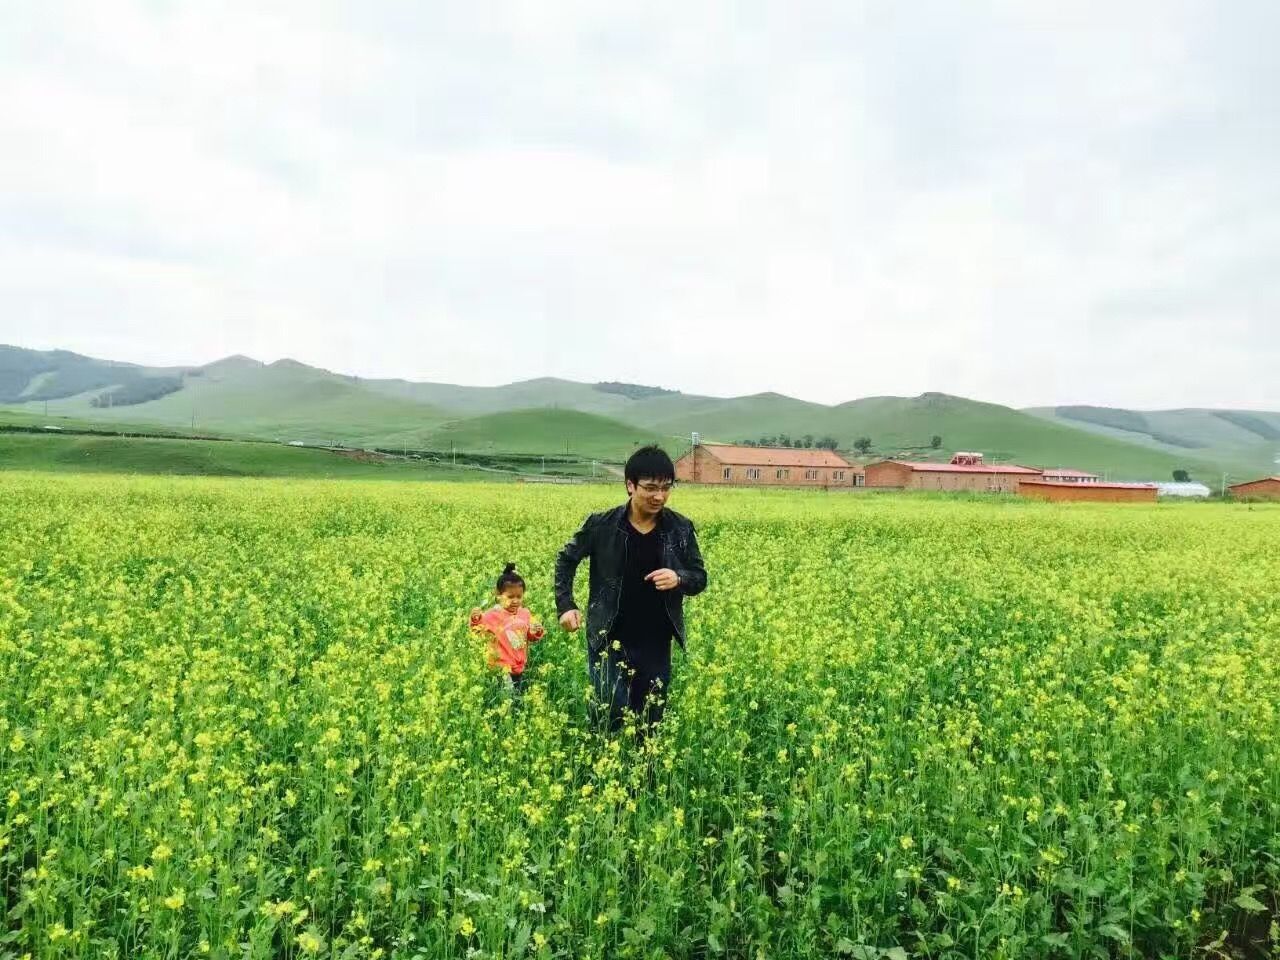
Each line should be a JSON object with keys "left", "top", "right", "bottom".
{"left": 1, "top": 1, "right": 1277, "bottom": 409}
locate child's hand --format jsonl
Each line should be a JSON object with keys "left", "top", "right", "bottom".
{"left": 528, "top": 622, "right": 545, "bottom": 642}
{"left": 469, "top": 607, "right": 483, "bottom": 628}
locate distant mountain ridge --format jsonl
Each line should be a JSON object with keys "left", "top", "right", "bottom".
{"left": 2, "top": 344, "right": 1275, "bottom": 479}
{"left": 1025, "top": 404, "right": 1280, "bottom": 480}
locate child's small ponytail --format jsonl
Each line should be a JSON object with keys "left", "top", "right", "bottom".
{"left": 496, "top": 563, "right": 525, "bottom": 592}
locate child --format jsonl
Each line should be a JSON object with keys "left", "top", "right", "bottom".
{"left": 469, "top": 563, "right": 545, "bottom": 694}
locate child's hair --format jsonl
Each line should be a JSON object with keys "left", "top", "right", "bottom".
{"left": 496, "top": 562, "right": 525, "bottom": 593}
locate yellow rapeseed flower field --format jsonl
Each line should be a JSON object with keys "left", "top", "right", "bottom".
{"left": 0, "top": 472, "right": 1277, "bottom": 959}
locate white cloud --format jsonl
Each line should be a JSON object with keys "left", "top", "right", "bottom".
{"left": 1, "top": 0, "right": 1277, "bottom": 409}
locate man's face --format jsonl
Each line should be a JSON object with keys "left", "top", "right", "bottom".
{"left": 628, "top": 477, "right": 674, "bottom": 516}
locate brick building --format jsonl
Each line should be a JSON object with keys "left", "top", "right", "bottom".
{"left": 674, "top": 443, "right": 861, "bottom": 487}
{"left": 1227, "top": 476, "right": 1280, "bottom": 500}
{"left": 863, "top": 452, "right": 1041, "bottom": 493}
{"left": 1040, "top": 468, "right": 1101, "bottom": 483}
{"left": 1018, "top": 480, "right": 1158, "bottom": 503}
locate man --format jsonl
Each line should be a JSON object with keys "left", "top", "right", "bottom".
{"left": 555, "top": 445, "right": 707, "bottom": 733}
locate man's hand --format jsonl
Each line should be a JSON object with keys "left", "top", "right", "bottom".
{"left": 559, "top": 609, "right": 582, "bottom": 632}
{"left": 645, "top": 568, "right": 681, "bottom": 591}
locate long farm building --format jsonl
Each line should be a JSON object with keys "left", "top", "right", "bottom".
{"left": 1228, "top": 476, "right": 1280, "bottom": 500}
{"left": 675, "top": 443, "right": 861, "bottom": 487}
{"left": 1018, "top": 480, "right": 1158, "bottom": 503}
{"left": 863, "top": 452, "right": 1040, "bottom": 493}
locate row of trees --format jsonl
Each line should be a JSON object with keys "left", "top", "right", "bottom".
{"left": 735, "top": 434, "right": 944, "bottom": 455}
{"left": 736, "top": 434, "right": 840, "bottom": 450}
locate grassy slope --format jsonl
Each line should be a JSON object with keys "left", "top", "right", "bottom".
{"left": 0, "top": 407, "right": 241, "bottom": 439}
{"left": 363, "top": 376, "right": 641, "bottom": 418}
{"left": 425, "top": 408, "right": 668, "bottom": 460}
{"left": 0, "top": 343, "right": 187, "bottom": 403}
{"left": 629, "top": 392, "right": 828, "bottom": 439}
{"left": 0, "top": 433, "right": 503, "bottom": 481}
{"left": 641, "top": 392, "right": 1223, "bottom": 480}
{"left": 1025, "top": 406, "right": 1280, "bottom": 479}
{"left": 11, "top": 359, "right": 449, "bottom": 448}
{"left": 4, "top": 346, "right": 1258, "bottom": 479}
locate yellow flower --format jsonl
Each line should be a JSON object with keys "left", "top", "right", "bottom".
{"left": 163, "top": 889, "right": 185, "bottom": 910}
{"left": 296, "top": 930, "right": 326, "bottom": 954}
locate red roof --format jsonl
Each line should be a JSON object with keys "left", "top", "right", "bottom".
{"left": 1020, "top": 480, "right": 1157, "bottom": 489}
{"left": 1040, "top": 468, "right": 1101, "bottom": 478}
{"left": 1229, "top": 476, "right": 1280, "bottom": 487}
{"left": 882, "top": 460, "right": 1042, "bottom": 475}
{"left": 696, "top": 443, "right": 853, "bottom": 468}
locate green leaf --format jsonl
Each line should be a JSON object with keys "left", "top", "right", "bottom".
{"left": 1233, "top": 893, "right": 1267, "bottom": 913}
{"left": 511, "top": 923, "right": 531, "bottom": 955}
{"left": 1098, "top": 923, "right": 1130, "bottom": 943}
{"left": 883, "top": 948, "right": 909, "bottom": 960}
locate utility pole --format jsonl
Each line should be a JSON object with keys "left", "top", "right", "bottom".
{"left": 1221, "top": 472, "right": 1227, "bottom": 498}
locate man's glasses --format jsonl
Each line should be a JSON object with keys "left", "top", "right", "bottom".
{"left": 636, "top": 482, "right": 675, "bottom": 494}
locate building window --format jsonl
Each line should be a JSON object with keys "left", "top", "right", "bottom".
{"left": 834, "top": 470, "right": 845, "bottom": 481}
{"left": 776, "top": 468, "right": 791, "bottom": 480}
{"left": 746, "top": 468, "right": 760, "bottom": 480}
{"left": 855, "top": 473, "right": 865, "bottom": 487}
{"left": 723, "top": 466, "right": 731, "bottom": 480}
{"left": 805, "top": 469, "right": 818, "bottom": 480}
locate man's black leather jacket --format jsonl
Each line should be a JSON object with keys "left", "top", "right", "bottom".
{"left": 555, "top": 503, "right": 707, "bottom": 652}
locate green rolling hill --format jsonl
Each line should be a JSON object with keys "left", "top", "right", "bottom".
{"left": 3, "top": 343, "right": 1273, "bottom": 480}
{"left": 422, "top": 408, "right": 667, "bottom": 460}
{"left": 363, "top": 375, "right": 644, "bottom": 418}
{"left": 0, "top": 344, "right": 189, "bottom": 406}
{"left": 641, "top": 392, "right": 1229, "bottom": 480}
{"left": 6, "top": 352, "right": 449, "bottom": 447}
{"left": 0, "top": 432, "right": 487, "bottom": 480}
{"left": 1025, "top": 405, "right": 1280, "bottom": 480}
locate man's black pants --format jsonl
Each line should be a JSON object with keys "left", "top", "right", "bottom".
{"left": 588, "top": 642, "right": 670, "bottom": 734}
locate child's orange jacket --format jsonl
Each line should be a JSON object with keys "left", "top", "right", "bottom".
{"left": 469, "top": 606, "right": 544, "bottom": 676}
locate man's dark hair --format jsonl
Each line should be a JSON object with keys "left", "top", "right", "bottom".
{"left": 625, "top": 445, "right": 675, "bottom": 485}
